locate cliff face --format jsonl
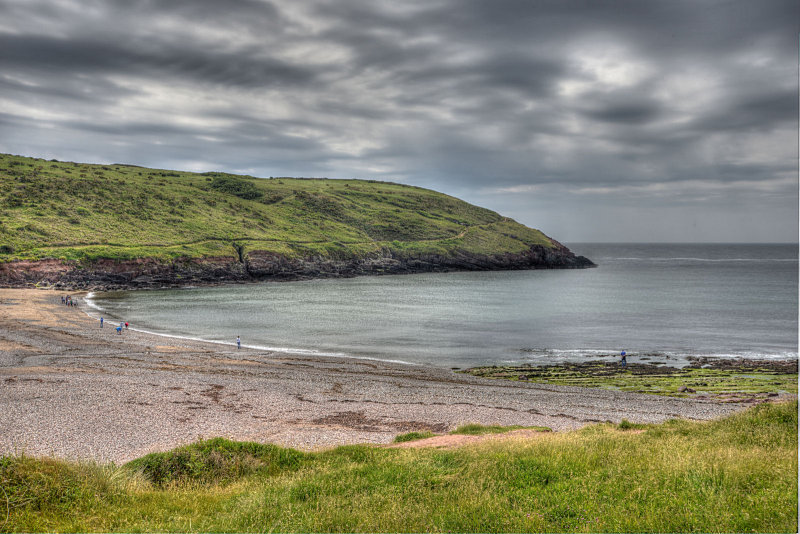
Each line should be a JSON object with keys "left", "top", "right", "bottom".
{"left": 0, "top": 245, "right": 594, "bottom": 291}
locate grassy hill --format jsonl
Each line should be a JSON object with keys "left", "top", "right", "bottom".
{"left": 0, "top": 153, "right": 559, "bottom": 263}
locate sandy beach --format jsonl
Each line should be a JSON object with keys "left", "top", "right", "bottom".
{"left": 0, "top": 288, "right": 752, "bottom": 464}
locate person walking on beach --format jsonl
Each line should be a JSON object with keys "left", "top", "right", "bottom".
{"left": 620, "top": 351, "right": 627, "bottom": 368}
{"left": 236, "top": 336, "right": 241, "bottom": 349}
{"left": 100, "top": 317, "right": 104, "bottom": 328}
{"left": 125, "top": 322, "right": 129, "bottom": 329}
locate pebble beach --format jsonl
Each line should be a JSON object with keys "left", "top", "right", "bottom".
{"left": 1, "top": 288, "right": 752, "bottom": 464}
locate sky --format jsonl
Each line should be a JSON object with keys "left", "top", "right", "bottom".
{"left": 0, "top": 0, "right": 797, "bottom": 243}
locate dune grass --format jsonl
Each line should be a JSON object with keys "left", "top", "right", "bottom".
{"left": 392, "top": 431, "right": 437, "bottom": 443}
{"left": 1, "top": 401, "right": 796, "bottom": 532}
{"left": 450, "top": 423, "right": 552, "bottom": 435}
{"left": 393, "top": 424, "right": 552, "bottom": 443}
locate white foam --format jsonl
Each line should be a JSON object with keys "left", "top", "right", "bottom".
{"left": 127, "top": 329, "right": 421, "bottom": 366}
{"left": 509, "top": 347, "right": 798, "bottom": 364}
{"left": 79, "top": 300, "right": 421, "bottom": 367}
{"left": 83, "top": 292, "right": 104, "bottom": 312}
{"left": 601, "top": 257, "right": 796, "bottom": 263}
{"left": 126, "top": 327, "right": 346, "bottom": 356}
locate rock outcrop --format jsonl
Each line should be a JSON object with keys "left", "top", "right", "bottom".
{"left": 0, "top": 244, "right": 594, "bottom": 291}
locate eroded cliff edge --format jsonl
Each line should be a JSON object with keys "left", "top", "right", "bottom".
{"left": 0, "top": 243, "right": 594, "bottom": 291}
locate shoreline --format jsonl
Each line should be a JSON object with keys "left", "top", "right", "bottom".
{"left": 0, "top": 288, "right": 781, "bottom": 464}
{"left": 84, "top": 290, "right": 416, "bottom": 364}
{"left": 84, "top": 284, "right": 798, "bottom": 370}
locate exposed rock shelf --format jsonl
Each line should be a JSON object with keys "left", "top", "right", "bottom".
{"left": 0, "top": 243, "right": 594, "bottom": 291}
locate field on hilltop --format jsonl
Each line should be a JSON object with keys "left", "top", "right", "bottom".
{"left": 0, "top": 153, "right": 554, "bottom": 263}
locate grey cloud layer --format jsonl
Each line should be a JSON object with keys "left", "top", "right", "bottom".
{"left": 0, "top": 0, "right": 797, "bottom": 240}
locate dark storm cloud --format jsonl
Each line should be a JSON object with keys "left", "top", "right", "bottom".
{"left": 0, "top": 74, "right": 138, "bottom": 105}
{"left": 1, "top": 34, "right": 319, "bottom": 89}
{"left": 581, "top": 98, "right": 663, "bottom": 125}
{"left": 0, "top": 0, "right": 797, "bottom": 241}
{"left": 689, "top": 89, "right": 798, "bottom": 133}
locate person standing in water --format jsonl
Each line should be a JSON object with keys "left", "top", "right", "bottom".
{"left": 236, "top": 336, "right": 241, "bottom": 349}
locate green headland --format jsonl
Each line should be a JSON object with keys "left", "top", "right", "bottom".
{"left": 0, "top": 153, "right": 592, "bottom": 288}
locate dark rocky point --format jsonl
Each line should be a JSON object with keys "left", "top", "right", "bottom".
{"left": 0, "top": 242, "right": 595, "bottom": 291}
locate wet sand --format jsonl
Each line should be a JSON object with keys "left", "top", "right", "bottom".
{"left": 1, "top": 288, "right": 750, "bottom": 463}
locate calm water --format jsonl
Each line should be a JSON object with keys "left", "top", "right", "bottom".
{"left": 88, "top": 244, "right": 798, "bottom": 368}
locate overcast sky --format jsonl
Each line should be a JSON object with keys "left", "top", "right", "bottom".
{"left": 1, "top": 0, "right": 797, "bottom": 242}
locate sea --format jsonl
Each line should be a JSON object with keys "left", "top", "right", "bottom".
{"left": 86, "top": 243, "right": 798, "bottom": 369}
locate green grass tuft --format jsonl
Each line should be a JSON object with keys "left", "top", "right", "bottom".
{"left": 124, "top": 437, "right": 306, "bottom": 487}
{"left": 617, "top": 418, "right": 648, "bottom": 431}
{"left": 450, "top": 423, "right": 552, "bottom": 435}
{"left": 393, "top": 431, "right": 437, "bottom": 443}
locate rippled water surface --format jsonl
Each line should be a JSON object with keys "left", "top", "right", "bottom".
{"left": 89, "top": 243, "right": 798, "bottom": 368}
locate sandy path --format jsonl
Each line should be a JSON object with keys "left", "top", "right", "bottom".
{"left": 0, "top": 288, "right": 749, "bottom": 463}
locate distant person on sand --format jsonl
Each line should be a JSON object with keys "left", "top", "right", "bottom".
{"left": 116, "top": 326, "right": 122, "bottom": 335}
{"left": 100, "top": 317, "right": 103, "bottom": 328}
{"left": 237, "top": 336, "right": 241, "bottom": 349}
{"left": 620, "top": 351, "right": 627, "bottom": 368}
{"left": 125, "top": 322, "right": 129, "bottom": 329}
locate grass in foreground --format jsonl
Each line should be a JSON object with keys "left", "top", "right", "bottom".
{"left": 393, "top": 424, "right": 552, "bottom": 443}
{"left": 450, "top": 423, "right": 552, "bottom": 436}
{"left": 392, "top": 431, "right": 437, "bottom": 443}
{"left": 1, "top": 401, "right": 796, "bottom": 532}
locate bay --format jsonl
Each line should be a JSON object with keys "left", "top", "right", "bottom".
{"left": 88, "top": 243, "right": 798, "bottom": 368}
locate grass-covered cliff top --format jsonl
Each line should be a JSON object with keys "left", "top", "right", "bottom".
{"left": 0, "top": 153, "right": 554, "bottom": 262}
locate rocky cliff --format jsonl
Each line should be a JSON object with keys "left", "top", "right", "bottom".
{"left": 0, "top": 243, "right": 594, "bottom": 291}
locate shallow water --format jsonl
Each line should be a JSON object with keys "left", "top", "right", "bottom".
{"left": 88, "top": 243, "right": 798, "bottom": 368}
